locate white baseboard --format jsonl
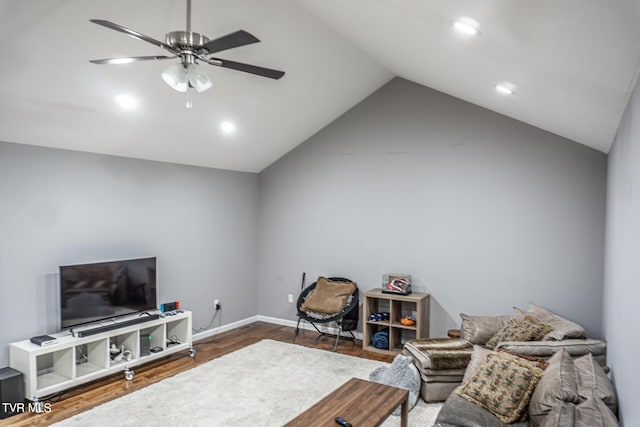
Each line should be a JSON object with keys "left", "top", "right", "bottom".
{"left": 193, "top": 315, "right": 362, "bottom": 342}
{"left": 192, "top": 315, "right": 259, "bottom": 342}
{"left": 256, "top": 315, "right": 363, "bottom": 340}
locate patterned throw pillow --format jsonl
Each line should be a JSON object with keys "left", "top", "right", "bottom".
{"left": 485, "top": 315, "right": 553, "bottom": 349}
{"left": 457, "top": 352, "right": 544, "bottom": 423}
{"left": 513, "top": 303, "right": 586, "bottom": 341}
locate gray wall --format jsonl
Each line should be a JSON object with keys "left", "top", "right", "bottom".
{"left": 258, "top": 78, "right": 607, "bottom": 338}
{"left": 0, "top": 142, "right": 259, "bottom": 367}
{"left": 0, "top": 78, "right": 611, "bottom": 376}
{"left": 603, "top": 76, "right": 640, "bottom": 425}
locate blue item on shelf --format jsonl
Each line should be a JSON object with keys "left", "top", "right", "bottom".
{"left": 368, "top": 312, "right": 389, "bottom": 322}
{"left": 371, "top": 329, "right": 389, "bottom": 350}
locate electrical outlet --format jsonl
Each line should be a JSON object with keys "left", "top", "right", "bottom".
{"left": 288, "top": 294, "right": 293, "bottom": 303}
{"left": 214, "top": 299, "right": 221, "bottom": 310}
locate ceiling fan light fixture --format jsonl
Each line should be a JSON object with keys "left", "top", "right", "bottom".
{"left": 187, "top": 63, "right": 213, "bottom": 93}
{"left": 162, "top": 63, "right": 189, "bottom": 92}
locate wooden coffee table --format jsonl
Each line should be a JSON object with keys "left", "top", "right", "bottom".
{"left": 284, "top": 377, "right": 409, "bottom": 427}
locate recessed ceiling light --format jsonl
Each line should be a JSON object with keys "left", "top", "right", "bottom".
{"left": 114, "top": 93, "right": 138, "bottom": 110}
{"left": 220, "top": 121, "right": 236, "bottom": 134}
{"left": 495, "top": 82, "right": 515, "bottom": 95}
{"left": 454, "top": 17, "right": 480, "bottom": 36}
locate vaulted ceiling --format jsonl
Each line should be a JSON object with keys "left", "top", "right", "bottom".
{"left": 1, "top": 0, "right": 639, "bottom": 172}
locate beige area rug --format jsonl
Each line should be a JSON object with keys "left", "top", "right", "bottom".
{"left": 54, "top": 339, "right": 442, "bottom": 426}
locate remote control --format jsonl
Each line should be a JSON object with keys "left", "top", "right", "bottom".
{"left": 335, "top": 417, "right": 352, "bottom": 427}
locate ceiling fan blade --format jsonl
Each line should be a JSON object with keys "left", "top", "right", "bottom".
{"left": 201, "top": 30, "right": 260, "bottom": 54}
{"left": 206, "top": 57, "right": 285, "bottom": 80}
{"left": 90, "top": 19, "right": 177, "bottom": 54}
{"left": 90, "top": 55, "right": 176, "bottom": 65}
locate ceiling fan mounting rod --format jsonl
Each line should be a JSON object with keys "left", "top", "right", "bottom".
{"left": 186, "top": 0, "right": 191, "bottom": 32}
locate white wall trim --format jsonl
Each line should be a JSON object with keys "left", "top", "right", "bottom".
{"left": 256, "top": 315, "right": 363, "bottom": 340}
{"left": 193, "top": 315, "right": 362, "bottom": 342}
{"left": 192, "top": 315, "right": 259, "bottom": 342}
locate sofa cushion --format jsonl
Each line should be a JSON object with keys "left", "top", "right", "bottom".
{"left": 299, "top": 277, "right": 356, "bottom": 314}
{"left": 485, "top": 315, "right": 553, "bottom": 349}
{"left": 419, "top": 370, "right": 465, "bottom": 383}
{"left": 574, "top": 397, "right": 620, "bottom": 427}
{"left": 573, "top": 353, "right": 618, "bottom": 415}
{"left": 529, "top": 349, "right": 580, "bottom": 427}
{"left": 495, "top": 338, "right": 607, "bottom": 366}
{"left": 460, "top": 313, "right": 512, "bottom": 345}
{"left": 457, "top": 352, "right": 544, "bottom": 423}
{"left": 514, "top": 303, "right": 586, "bottom": 341}
{"left": 420, "top": 380, "right": 460, "bottom": 403}
{"left": 461, "top": 345, "right": 491, "bottom": 383}
{"left": 539, "top": 402, "right": 576, "bottom": 427}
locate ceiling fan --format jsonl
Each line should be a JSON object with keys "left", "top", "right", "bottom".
{"left": 89, "top": 0, "right": 285, "bottom": 94}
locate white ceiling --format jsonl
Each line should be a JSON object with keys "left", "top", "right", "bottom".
{"left": 1, "top": 0, "right": 639, "bottom": 173}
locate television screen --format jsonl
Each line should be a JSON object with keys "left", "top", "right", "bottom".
{"left": 59, "top": 257, "right": 157, "bottom": 329}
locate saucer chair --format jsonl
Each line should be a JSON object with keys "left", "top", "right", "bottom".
{"left": 292, "top": 277, "right": 359, "bottom": 351}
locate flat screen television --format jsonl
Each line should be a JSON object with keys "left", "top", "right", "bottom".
{"left": 59, "top": 257, "right": 157, "bottom": 329}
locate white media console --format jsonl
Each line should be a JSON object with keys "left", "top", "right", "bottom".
{"left": 9, "top": 310, "right": 194, "bottom": 403}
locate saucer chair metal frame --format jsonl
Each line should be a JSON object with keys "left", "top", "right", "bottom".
{"left": 292, "top": 277, "right": 359, "bottom": 351}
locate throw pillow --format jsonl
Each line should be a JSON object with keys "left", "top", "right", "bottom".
{"left": 529, "top": 349, "right": 580, "bottom": 427}
{"left": 514, "top": 303, "right": 586, "bottom": 341}
{"left": 574, "top": 397, "right": 620, "bottom": 427}
{"left": 299, "top": 277, "right": 356, "bottom": 314}
{"left": 497, "top": 348, "right": 549, "bottom": 371}
{"left": 369, "top": 354, "right": 420, "bottom": 416}
{"left": 457, "top": 352, "right": 544, "bottom": 423}
{"left": 461, "top": 346, "right": 548, "bottom": 384}
{"left": 485, "top": 315, "right": 553, "bottom": 349}
{"left": 573, "top": 353, "right": 618, "bottom": 415}
{"left": 460, "top": 313, "right": 512, "bottom": 345}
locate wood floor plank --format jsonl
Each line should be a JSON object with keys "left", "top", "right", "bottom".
{"left": 0, "top": 322, "right": 393, "bottom": 426}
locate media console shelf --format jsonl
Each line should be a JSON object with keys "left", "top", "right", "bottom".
{"left": 362, "top": 289, "right": 430, "bottom": 355}
{"left": 10, "top": 311, "right": 194, "bottom": 404}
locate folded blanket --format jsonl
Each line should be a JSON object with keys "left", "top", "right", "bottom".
{"left": 372, "top": 329, "right": 389, "bottom": 350}
{"left": 404, "top": 338, "right": 473, "bottom": 371}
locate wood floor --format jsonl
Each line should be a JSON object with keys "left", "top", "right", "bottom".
{"left": 1, "top": 322, "right": 394, "bottom": 426}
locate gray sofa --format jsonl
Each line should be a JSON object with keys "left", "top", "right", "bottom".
{"left": 435, "top": 350, "right": 618, "bottom": 427}
{"left": 429, "top": 304, "right": 618, "bottom": 427}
